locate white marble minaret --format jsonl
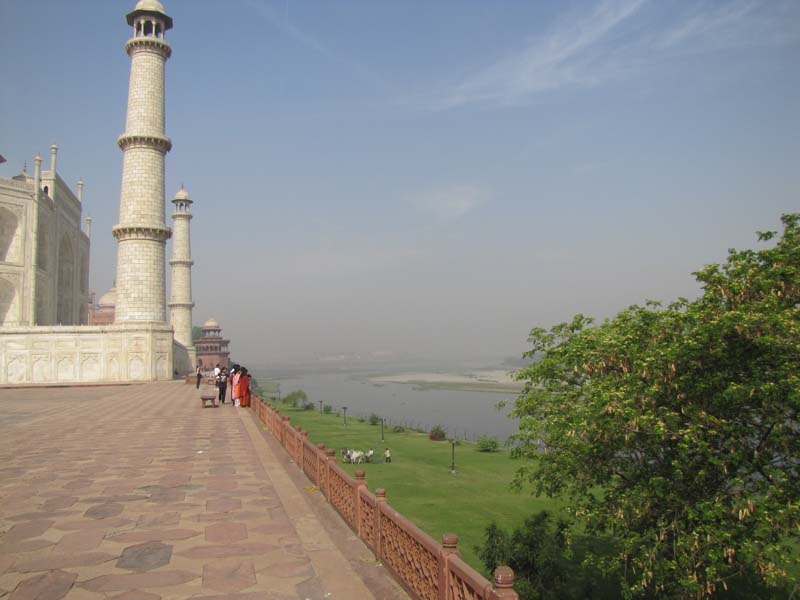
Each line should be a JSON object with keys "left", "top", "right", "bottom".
{"left": 169, "top": 186, "right": 196, "bottom": 371}
{"left": 113, "top": 0, "right": 173, "bottom": 324}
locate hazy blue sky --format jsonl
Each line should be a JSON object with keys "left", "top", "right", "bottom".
{"left": 1, "top": 0, "right": 798, "bottom": 365}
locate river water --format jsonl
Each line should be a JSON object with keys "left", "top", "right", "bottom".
{"left": 252, "top": 370, "right": 520, "bottom": 442}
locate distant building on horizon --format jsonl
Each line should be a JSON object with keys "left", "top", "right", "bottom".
{"left": 90, "top": 284, "right": 117, "bottom": 326}
{"left": 194, "top": 318, "right": 230, "bottom": 371}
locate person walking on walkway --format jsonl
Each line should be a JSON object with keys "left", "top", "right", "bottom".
{"left": 195, "top": 364, "right": 202, "bottom": 389}
{"left": 216, "top": 367, "right": 228, "bottom": 404}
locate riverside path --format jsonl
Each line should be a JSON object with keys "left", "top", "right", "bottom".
{"left": 0, "top": 381, "right": 408, "bottom": 599}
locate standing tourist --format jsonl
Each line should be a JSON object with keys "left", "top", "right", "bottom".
{"left": 239, "top": 367, "right": 251, "bottom": 408}
{"left": 195, "top": 364, "right": 202, "bottom": 389}
{"left": 216, "top": 367, "right": 228, "bottom": 404}
{"left": 214, "top": 363, "right": 221, "bottom": 378}
{"left": 231, "top": 365, "right": 241, "bottom": 407}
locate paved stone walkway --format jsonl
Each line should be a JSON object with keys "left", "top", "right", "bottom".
{"left": 0, "top": 381, "right": 407, "bottom": 599}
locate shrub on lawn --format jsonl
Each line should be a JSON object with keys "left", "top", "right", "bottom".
{"left": 283, "top": 390, "right": 308, "bottom": 407}
{"left": 477, "top": 436, "right": 500, "bottom": 452}
{"left": 302, "top": 402, "right": 315, "bottom": 411}
{"left": 392, "top": 425, "right": 405, "bottom": 433}
{"left": 369, "top": 413, "right": 381, "bottom": 425}
{"left": 323, "top": 404, "right": 333, "bottom": 414}
{"left": 429, "top": 425, "right": 447, "bottom": 441}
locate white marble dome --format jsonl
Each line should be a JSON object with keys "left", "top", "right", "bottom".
{"left": 134, "top": 0, "right": 166, "bottom": 13}
{"left": 97, "top": 287, "right": 117, "bottom": 308}
{"left": 174, "top": 186, "right": 190, "bottom": 201}
{"left": 203, "top": 318, "right": 219, "bottom": 329}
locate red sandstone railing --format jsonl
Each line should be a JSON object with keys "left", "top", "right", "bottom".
{"left": 251, "top": 397, "right": 518, "bottom": 600}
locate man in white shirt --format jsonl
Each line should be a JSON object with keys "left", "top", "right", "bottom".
{"left": 213, "top": 364, "right": 221, "bottom": 378}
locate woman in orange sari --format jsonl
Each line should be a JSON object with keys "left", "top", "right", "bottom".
{"left": 239, "top": 367, "right": 251, "bottom": 408}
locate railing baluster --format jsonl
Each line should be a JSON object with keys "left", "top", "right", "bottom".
{"left": 354, "top": 470, "right": 366, "bottom": 538}
{"left": 375, "top": 488, "right": 386, "bottom": 563}
{"left": 439, "top": 533, "right": 459, "bottom": 600}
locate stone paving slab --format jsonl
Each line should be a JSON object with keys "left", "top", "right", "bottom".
{"left": 0, "top": 382, "right": 408, "bottom": 599}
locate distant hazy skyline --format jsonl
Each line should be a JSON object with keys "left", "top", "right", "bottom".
{"left": 2, "top": 0, "right": 798, "bottom": 365}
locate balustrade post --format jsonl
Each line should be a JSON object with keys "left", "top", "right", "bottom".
{"left": 316, "top": 443, "right": 325, "bottom": 486}
{"left": 354, "top": 470, "right": 367, "bottom": 538}
{"left": 300, "top": 430, "right": 309, "bottom": 471}
{"left": 324, "top": 449, "right": 336, "bottom": 499}
{"left": 375, "top": 488, "right": 387, "bottom": 564}
{"left": 281, "top": 416, "right": 290, "bottom": 448}
{"left": 439, "top": 533, "right": 459, "bottom": 600}
{"left": 493, "top": 567, "right": 517, "bottom": 600}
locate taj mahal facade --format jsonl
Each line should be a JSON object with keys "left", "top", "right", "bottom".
{"left": 0, "top": 0, "right": 198, "bottom": 385}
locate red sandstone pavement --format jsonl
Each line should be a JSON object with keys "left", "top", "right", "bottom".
{"left": 0, "top": 382, "right": 408, "bottom": 600}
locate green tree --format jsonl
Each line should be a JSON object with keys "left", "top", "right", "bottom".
{"left": 476, "top": 514, "right": 572, "bottom": 600}
{"left": 477, "top": 522, "right": 510, "bottom": 576}
{"left": 512, "top": 214, "right": 800, "bottom": 598}
{"left": 191, "top": 325, "right": 203, "bottom": 341}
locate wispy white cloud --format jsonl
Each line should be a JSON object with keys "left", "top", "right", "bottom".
{"left": 656, "top": 1, "right": 758, "bottom": 49}
{"left": 655, "top": 0, "right": 800, "bottom": 51}
{"left": 409, "top": 184, "right": 489, "bottom": 221}
{"left": 435, "top": 0, "right": 800, "bottom": 110}
{"left": 242, "top": 0, "right": 389, "bottom": 91}
{"left": 440, "top": 0, "right": 646, "bottom": 109}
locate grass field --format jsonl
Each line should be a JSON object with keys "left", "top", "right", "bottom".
{"left": 260, "top": 401, "right": 557, "bottom": 572}
{"left": 257, "top": 401, "right": 799, "bottom": 598}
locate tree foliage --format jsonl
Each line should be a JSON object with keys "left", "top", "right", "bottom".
{"left": 512, "top": 214, "right": 800, "bottom": 598}
{"left": 476, "top": 513, "right": 572, "bottom": 600}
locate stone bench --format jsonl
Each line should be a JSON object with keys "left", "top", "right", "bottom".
{"left": 201, "top": 394, "right": 217, "bottom": 408}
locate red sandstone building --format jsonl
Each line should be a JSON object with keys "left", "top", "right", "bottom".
{"left": 194, "top": 318, "right": 230, "bottom": 371}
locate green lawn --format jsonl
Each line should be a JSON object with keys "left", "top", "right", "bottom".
{"left": 259, "top": 401, "right": 559, "bottom": 572}
{"left": 256, "top": 401, "right": 797, "bottom": 598}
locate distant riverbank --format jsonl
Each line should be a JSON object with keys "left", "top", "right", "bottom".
{"left": 253, "top": 369, "right": 520, "bottom": 442}
{"left": 366, "top": 369, "right": 523, "bottom": 393}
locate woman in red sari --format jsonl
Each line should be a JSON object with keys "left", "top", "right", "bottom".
{"left": 239, "top": 367, "right": 251, "bottom": 408}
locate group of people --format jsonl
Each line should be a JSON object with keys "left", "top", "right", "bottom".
{"left": 194, "top": 363, "right": 251, "bottom": 407}
{"left": 215, "top": 364, "right": 251, "bottom": 407}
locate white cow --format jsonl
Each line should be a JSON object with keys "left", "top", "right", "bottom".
{"left": 345, "top": 449, "right": 365, "bottom": 464}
